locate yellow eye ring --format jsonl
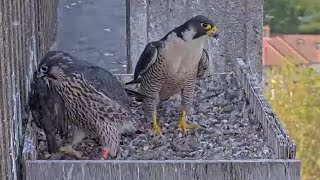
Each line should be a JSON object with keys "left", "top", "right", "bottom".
{"left": 201, "top": 23, "right": 212, "bottom": 30}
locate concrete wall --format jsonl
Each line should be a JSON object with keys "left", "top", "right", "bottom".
{"left": 235, "top": 58, "right": 296, "bottom": 159}
{"left": 127, "top": 0, "right": 263, "bottom": 81}
{"left": 25, "top": 160, "right": 300, "bottom": 180}
{"left": 0, "top": 0, "right": 58, "bottom": 179}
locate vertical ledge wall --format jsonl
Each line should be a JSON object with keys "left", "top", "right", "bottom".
{"left": 0, "top": 0, "right": 59, "bottom": 179}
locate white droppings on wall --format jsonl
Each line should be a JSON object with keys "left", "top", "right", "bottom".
{"left": 10, "top": 71, "right": 18, "bottom": 180}
{"left": 12, "top": 21, "right": 20, "bottom": 26}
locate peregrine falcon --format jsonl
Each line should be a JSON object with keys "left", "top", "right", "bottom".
{"left": 126, "top": 15, "right": 218, "bottom": 135}
{"left": 35, "top": 51, "right": 142, "bottom": 159}
{"left": 29, "top": 70, "right": 68, "bottom": 154}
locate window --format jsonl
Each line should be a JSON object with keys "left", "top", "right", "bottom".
{"left": 297, "top": 39, "right": 304, "bottom": 46}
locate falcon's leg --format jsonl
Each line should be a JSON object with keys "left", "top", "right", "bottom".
{"left": 44, "top": 131, "right": 59, "bottom": 154}
{"left": 152, "top": 110, "right": 161, "bottom": 135}
{"left": 143, "top": 96, "right": 161, "bottom": 136}
{"left": 177, "top": 80, "right": 199, "bottom": 134}
{"left": 139, "top": 75, "right": 164, "bottom": 136}
{"left": 98, "top": 122, "right": 119, "bottom": 160}
{"left": 59, "top": 127, "right": 85, "bottom": 158}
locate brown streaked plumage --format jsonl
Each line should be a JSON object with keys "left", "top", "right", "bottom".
{"left": 35, "top": 50, "right": 140, "bottom": 159}
{"left": 29, "top": 70, "right": 68, "bottom": 154}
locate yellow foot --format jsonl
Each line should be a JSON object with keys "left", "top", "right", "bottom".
{"left": 153, "top": 122, "right": 162, "bottom": 136}
{"left": 149, "top": 110, "right": 162, "bottom": 136}
{"left": 59, "top": 145, "right": 83, "bottom": 159}
{"left": 177, "top": 111, "right": 199, "bottom": 134}
{"left": 145, "top": 122, "right": 162, "bottom": 136}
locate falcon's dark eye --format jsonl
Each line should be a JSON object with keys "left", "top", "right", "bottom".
{"left": 201, "top": 23, "right": 212, "bottom": 30}
{"left": 40, "top": 66, "right": 48, "bottom": 73}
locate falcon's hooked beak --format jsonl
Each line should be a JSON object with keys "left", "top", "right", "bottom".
{"left": 37, "top": 66, "right": 58, "bottom": 80}
{"left": 36, "top": 72, "right": 45, "bottom": 78}
{"left": 37, "top": 65, "right": 48, "bottom": 79}
{"left": 36, "top": 71, "right": 51, "bottom": 89}
{"left": 207, "top": 26, "right": 218, "bottom": 39}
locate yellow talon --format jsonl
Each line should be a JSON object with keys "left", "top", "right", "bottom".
{"left": 177, "top": 110, "right": 198, "bottom": 134}
{"left": 153, "top": 122, "right": 161, "bottom": 135}
{"left": 59, "top": 145, "right": 83, "bottom": 159}
{"left": 152, "top": 111, "right": 161, "bottom": 135}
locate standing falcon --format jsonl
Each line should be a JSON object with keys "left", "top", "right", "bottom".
{"left": 126, "top": 15, "right": 218, "bottom": 135}
{"left": 35, "top": 51, "right": 140, "bottom": 159}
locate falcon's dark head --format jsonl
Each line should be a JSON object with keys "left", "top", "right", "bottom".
{"left": 173, "top": 15, "right": 218, "bottom": 41}
{"left": 37, "top": 51, "right": 74, "bottom": 85}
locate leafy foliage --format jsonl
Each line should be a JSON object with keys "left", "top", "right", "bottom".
{"left": 264, "top": 0, "right": 320, "bottom": 34}
{"left": 263, "top": 62, "right": 320, "bottom": 180}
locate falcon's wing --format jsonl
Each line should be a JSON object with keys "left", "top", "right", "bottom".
{"left": 29, "top": 71, "right": 67, "bottom": 133}
{"left": 29, "top": 71, "right": 68, "bottom": 153}
{"left": 125, "top": 41, "right": 163, "bottom": 85}
{"left": 197, "top": 49, "right": 210, "bottom": 78}
{"left": 82, "top": 66, "right": 132, "bottom": 111}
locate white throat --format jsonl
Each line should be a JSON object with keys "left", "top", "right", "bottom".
{"left": 163, "top": 29, "right": 208, "bottom": 75}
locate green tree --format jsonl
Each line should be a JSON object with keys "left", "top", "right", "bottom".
{"left": 298, "top": 12, "right": 320, "bottom": 34}
{"left": 263, "top": 62, "right": 320, "bottom": 180}
{"left": 264, "top": 0, "right": 320, "bottom": 34}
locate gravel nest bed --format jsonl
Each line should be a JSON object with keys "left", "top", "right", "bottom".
{"left": 35, "top": 74, "right": 274, "bottom": 160}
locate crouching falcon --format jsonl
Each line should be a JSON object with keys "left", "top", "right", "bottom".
{"left": 126, "top": 15, "right": 218, "bottom": 135}
{"left": 29, "top": 69, "right": 68, "bottom": 154}
{"left": 35, "top": 51, "right": 141, "bottom": 159}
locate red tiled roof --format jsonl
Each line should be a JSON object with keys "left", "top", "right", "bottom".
{"left": 262, "top": 35, "right": 320, "bottom": 66}
{"left": 281, "top": 35, "right": 320, "bottom": 64}
{"left": 263, "top": 38, "right": 289, "bottom": 66}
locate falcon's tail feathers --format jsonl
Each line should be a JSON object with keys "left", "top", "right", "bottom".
{"left": 125, "top": 88, "right": 145, "bottom": 102}
{"left": 125, "top": 79, "right": 140, "bottom": 85}
{"left": 125, "top": 78, "right": 141, "bottom": 85}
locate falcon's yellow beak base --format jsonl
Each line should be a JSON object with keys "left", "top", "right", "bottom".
{"left": 207, "top": 26, "right": 218, "bottom": 37}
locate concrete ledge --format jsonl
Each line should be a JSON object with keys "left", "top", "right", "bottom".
{"left": 234, "top": 58, "right": 296, "bottom": 159}
{"left": 25, "top": 159, "right": 300, "bottom": 180}
{"left": 22, "top": 59, "right": 300, "bottom": 180}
